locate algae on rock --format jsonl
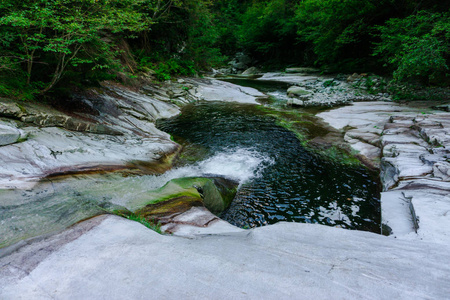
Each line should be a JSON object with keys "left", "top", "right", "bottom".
{"left": 132, "top": 177, "right": 238, "bottom": 225}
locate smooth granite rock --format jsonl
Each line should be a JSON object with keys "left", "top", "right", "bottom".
{"left": 0, "top": 124, "right": 22, "bottom": 146}
{"left": 317, "top": 101, "right": 450, "bottom": 244}
{"left": 1, "top": 215, "right": 449, "bottom": 299}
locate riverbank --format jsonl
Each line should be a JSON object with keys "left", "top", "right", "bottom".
{"left": 1, "top": 72, "right": 449, "bottom": 298}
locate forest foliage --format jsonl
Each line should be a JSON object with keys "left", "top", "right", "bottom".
{"left": 0, "top": 0, "right": 448, "bottom": 99}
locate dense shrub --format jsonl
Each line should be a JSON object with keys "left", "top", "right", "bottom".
{"left": 374, "top": 11, "right": 450, "bottom": 84}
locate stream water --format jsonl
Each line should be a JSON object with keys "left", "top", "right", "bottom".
{"left": 157, "top": 99, "right": 381, "bottom": 232}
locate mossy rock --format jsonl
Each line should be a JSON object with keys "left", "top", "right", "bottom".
{"left": 133, "top": 176, "right": 238, "bottom": 219}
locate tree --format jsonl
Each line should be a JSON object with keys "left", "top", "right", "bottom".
{"left": 374, "top": 10, "right": 449, "bottom": 84}
{"left": 0, "top": 0, "right": 157, "bottom": 96}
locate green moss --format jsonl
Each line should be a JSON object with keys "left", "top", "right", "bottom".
{"left": 112, "top": 210, "right": 163, "bottom": 234}
{"left": 15, "top": 103, "right": 28, "bottom": 114}
{"left": 258, "top": 106, "right": 362, "bottom": 167}
{"left": 129, "top": 176, "right": 238, "bottom": 220}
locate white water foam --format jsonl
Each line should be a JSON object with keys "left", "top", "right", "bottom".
{"left": 134, "top": 148, "right": 274, "bottom": 190}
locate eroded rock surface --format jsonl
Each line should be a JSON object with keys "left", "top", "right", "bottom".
{"left": 0, "top": 79, "right": 264, "bottom": 189}
{"left": 1, "top": 216, "right": 449, "bottom": 299}
{"left": 318, "top": 102, "right": 450, "bottom": 244}
{"left": 0, "top": 123, "right": 24, "bottom": 146}
{"left": 0, "top": 91, "right": 180, "bottom": 189}
{"left": 130, "top": 176, "right": 238, "bottom": 235}
{"left": 1, "top": 75, "right": 449, "bottom": 299}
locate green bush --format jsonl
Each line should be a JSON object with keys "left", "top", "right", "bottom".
{"left": 0, "top": 0, "right": 155, "bottom": 98}
{"left": 374, "top": 11, "right": 449, "bottom": 84}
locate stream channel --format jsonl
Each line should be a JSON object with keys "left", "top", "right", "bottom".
{"left": 158, "top": 78, "right": 381, "bottom": 232}
{"left": 0, "top": 79, "right": 381, "bottom": 249}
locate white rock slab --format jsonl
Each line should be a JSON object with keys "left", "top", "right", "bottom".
{"left": 317, "top": 102, "right": 419, "bottom": 130}
{"left": 192, "top": 79, "right": 266, "bottom": 104}
{"left": 1, "top": 216, "right": 449, "bottom": 299}
{"left": 0, "top": 124, "right": 22, "bottom": 146}
{"left": 0, "top": 126, "right": 178, "bottom": 189}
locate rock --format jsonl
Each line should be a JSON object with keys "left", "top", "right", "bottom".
{"left": 202, "top": 177, "right": 238, "bottom": 215}
{"left": 241, "top": 67, "right": 260, "bottom": 75}
{"left": 434, "top": 162, "right": 450, "bottom": 181}
{"left": 228, "top": 52, "right": 251, "bottom": 70}
{"left": 318, "top": 102, "right": 450, "bottom": 244}
{"left": 0, "top": 84, "right": 184, "bottom": 189}
{"left": 433, "top": 104, "right": 450, "bottom": 112}
{"left": 287, "top": 99, "right": 304, "bottom": 106}
{"left": 287, "top": 86, "right": 311, "bottom": 98}
{"left": 257, "top": 72, "right": 391, "bottom": 108}
{"left": 1, "top": 216, "right": 450, "bottom": 299}
{"left": 186, "top": 78, "right": 267, "bottom": 104}
{"left": 213, "top": 67, "right": 234, "bottom": 76}
{"left": 0, "top": 101, "right": 24, "bottom": 118}
{"left": 285, "top": 67, "right": 320, "bottom": 74}
{"left": 0, "top": 124, "right": 22, "bottom": 146}
{"left": 166, "top": 88, "right": 187, "bottom": 98}
{"left": 346, "top": 73, "right": 360, "bottom": 82}
{"left": 130, "top": 176, "right": 238, "bottom": 233}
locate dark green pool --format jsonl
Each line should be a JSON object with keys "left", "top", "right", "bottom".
{"left": 157, "top": 101, "right": 381, "bottom": 233}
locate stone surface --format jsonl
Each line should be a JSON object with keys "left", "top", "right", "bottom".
{"left": 0, "top": 85, "right": 183, "bottom": 190}
{"left": 186, "top": 78, "right": 267, "bottom": 104}
{"left": 241, "top": 66, "right": 260, "bottom": 75}
{"left": 1, "top": 215, "right": 449, "bottom": 299}
{"left": 0, "top": 123, "right": 22, "bottom": 146}
{"left": 258, "top": 73, "right": 391, "bottom": 107}
{"left": 287, "top": 86, "right": 311, "bottom": 98}
{"left": 317, "top": 102, "right": 450, "bottom": 244}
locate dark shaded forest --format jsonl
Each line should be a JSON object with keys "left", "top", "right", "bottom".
{"left": 1, "top": 0, "right": 449, "bottom": 100}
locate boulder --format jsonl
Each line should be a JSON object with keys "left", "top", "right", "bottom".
{"left": 433, "top": 162, "right": 450, "bottom": 181}
{"left": 287, "top": 99, "right": 304, "bottom": 106}
{"left": 241, "top": 67, "right": 260, "bottom": 75}
{"left": 433, "top": 104, "right": 450, "bottom": 112}
{"left": 133, "top": 176, "right": 238, "bottom": 219}
{"left": 287, "top": 86, "right": 311, "bottom": 98}
{"left": 0, "top": 124, "right": 22, "bottom": 146}
{"left": 188, "top": 78, "right": 267, "bottom": 104}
